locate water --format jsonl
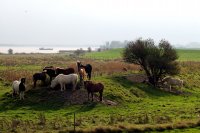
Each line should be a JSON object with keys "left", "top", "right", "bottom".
{"left": 0, "top": 45, "right": 99, "bottom": 54}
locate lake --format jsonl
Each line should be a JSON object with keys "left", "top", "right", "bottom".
{"left": 0, "top": 45, "right": 99, "bottom": 54}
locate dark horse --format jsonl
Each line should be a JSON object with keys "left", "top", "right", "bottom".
{"left": 84, "top": 81, "right": 104, "bottom": 101}
{"left": 33, "top": 72, "right": 46, "bottom": 87}
{"left": 77, "top": 61, "right": 92, "bottom": 80}
{"left": 43, "top": 66, "right": 56, "bottom": 81}
{"left": 56, "top": 67, "right": 75, "bottom": 75}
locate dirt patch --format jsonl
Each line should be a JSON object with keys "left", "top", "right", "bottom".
{"left": 26, "top": 86, "right": 117, "bottom": 106}
{"left": 126, "top": 74, "right": 147, "bottom": 83}
{"left": 69, "top": 89, "right": 117, "bottom": 106}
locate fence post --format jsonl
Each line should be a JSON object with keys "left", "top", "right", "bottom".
{"left": 74, "top": 112, "right": 76, "bottom": 132}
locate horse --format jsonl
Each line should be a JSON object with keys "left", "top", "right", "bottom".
{"left": 33, "top": 72, "right": 46, "bottom": 87}
{"left": 12, "top": 78, "right": 26, "bottom": 100}
{"left": 84, "top": 81, "right": 104, "bottom": 101}
{"left": 79, "top": 68, "right": 87, "bottom": 81}
{"left": 43, "top": 66, "right": 57, "bottom": 81}
{"left": 55, "top": 67, "right": 75, "bottom": 75}
{"left": 50, "top": 74, "right": 78, "bottom": 91}
{"left": 162, "top": 76, "right": 183, "bottom": 92}
{"left": 77, "top": 61, "right": 92, "bottom": 80}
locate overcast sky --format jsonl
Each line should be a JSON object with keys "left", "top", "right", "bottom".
{"left": 0, "top": 0, "right": 200, "bottom": 46}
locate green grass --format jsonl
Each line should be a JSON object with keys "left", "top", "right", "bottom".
{"left": 84, "top": 48, "right": 123, "bottom": 60}
{"left": 1, "top": 73, "right": 200, "bottom": 132}
{"left": 177, "top": 49, "right": 200, "bottom": 61}
{"left": 0, "top": 53, "right": 200, "bottom": 132}
{"left": 84, "top": 48, "right": 200, "bottom": 61}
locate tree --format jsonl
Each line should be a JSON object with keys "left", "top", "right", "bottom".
{"left": 123, "top": 38, "right": 180, "bottom": 86}
{"left": 74, "top": 48, "right": 85, "bottom": 56}
{"left": 8, "top": 48, "right": 13, "bottom": 54}
{"left": 88, "top": 47, "right": 92, "bottom": 52}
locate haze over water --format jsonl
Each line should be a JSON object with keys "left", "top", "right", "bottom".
{"left": 0, "top": 45, "right": 99, "bottom": 54}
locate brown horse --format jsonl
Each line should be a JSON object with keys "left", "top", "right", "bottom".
{"left": 33, "top": 72, "right": 46, "bottom": 87}
{"left": 84, "top": 81, "right": 104, "bottom": 101}
{"left": 79, "top": 68, "right": 87, "bottom": 81}
{"left": 77, "top": 61, "right": 92, "bottom": 80}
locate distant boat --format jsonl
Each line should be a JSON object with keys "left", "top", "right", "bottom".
{"left": 39, "top": 47, "right": 53, "bottom": 50}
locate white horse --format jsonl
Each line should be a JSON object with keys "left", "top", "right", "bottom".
{"left": 162, "top": 76, "right": 183, "bottom": 91}
{"left": 12, "top": 80, "right": 20, "bottom": 97}
{"left": 50, "top": 74, "right": 78, "bottom": 91}
{"left": 12, "top": 78, "right": 26, "bottom": 100}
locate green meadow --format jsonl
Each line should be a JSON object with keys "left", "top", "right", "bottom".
{"left": 0, "top": 49, "right": 200, "bottom": 132}
{"left": 84, "top": 48, "right": 200, "bottom": 61}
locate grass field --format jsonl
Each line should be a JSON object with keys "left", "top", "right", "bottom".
{"left": 84, "top": 48, "right": 200, "bottom": 61}
{"left": 0, "top": 50, "right": 200, "bottom": 132}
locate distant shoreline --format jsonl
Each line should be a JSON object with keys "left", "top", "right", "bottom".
{"left": 0, "top": 46, "right": 99, "bottom": 54}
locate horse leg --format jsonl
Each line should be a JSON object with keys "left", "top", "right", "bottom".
{"left": 92, "top": 93, "right": 94, "bottom": 101}
{"left": 22, "top": 91, "right": 24, "bottom": 100}
{"left": 88, "top": 73, "right": 91, "bottom": 80}
{"left": 99, "top": 92, "right": 102, "bottom": 101}
{"left": 12, "top": 89, "right": 15, "bottom": 97}
{"left": 60, "top": 83, "right": 63, "bottom": 91}
{"left": 63, "top": 83, "right": 66, "bottom": 91}
{"left": 19, "top": 92, "right": 22, "bottom": 100}
{"left": 33, "top": 80, "right": 36, "bottom": 87}
{"left": 42, "top": 79, "right": 46, "bottom": 86}
{"left": 72, "top": 82, "right": 75, "bottom": 91}
{"left": 88, "top": 92, "right": 90, "bottom": 101}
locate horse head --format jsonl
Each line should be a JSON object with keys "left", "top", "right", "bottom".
{"left": 50, "top": 78, "right": 57, "bottom": 89}
{"left": 21, "top": 78, "right": 26, "bottom": 84}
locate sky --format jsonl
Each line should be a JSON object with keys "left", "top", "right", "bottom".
{"left": 0, "top": 0, "right": 200, "bottom": 47}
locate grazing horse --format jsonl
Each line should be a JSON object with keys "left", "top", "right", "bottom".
{"left": 12, "top": 78, "right": 26, "bottom": 100}
{"left": 162, "top": 76, "right": 183, "bottom": 91}
{"left": 84, "top": 81, "right": 104, "bottom": 101}
{"left": 55, "top": 67, "right": 75, "bottom": 75}
{"left": 50, "top": 74, "right": 78, "bottom": 91}
{"left": 33, "top": 72, "right": 46, "bottom": 87}
{"left": 77, "top": 61, "right": 92, "bottom": 80}
{"left": 43, "top": 66, "right": 57, "bottom": 81}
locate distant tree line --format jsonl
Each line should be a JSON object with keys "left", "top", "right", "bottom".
{"left": 99, "top": 40, "right": 129, "bottom": 51}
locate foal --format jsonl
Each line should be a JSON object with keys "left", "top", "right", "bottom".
{"left": 84, "top": 81, "right": 104, "bottom": 101}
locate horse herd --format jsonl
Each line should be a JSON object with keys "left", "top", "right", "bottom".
{"left": 12, "top": 61, "right": 104, "bottom": 101}
{"left": 11, "top": 60, "right": 184, "bottom": 101}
